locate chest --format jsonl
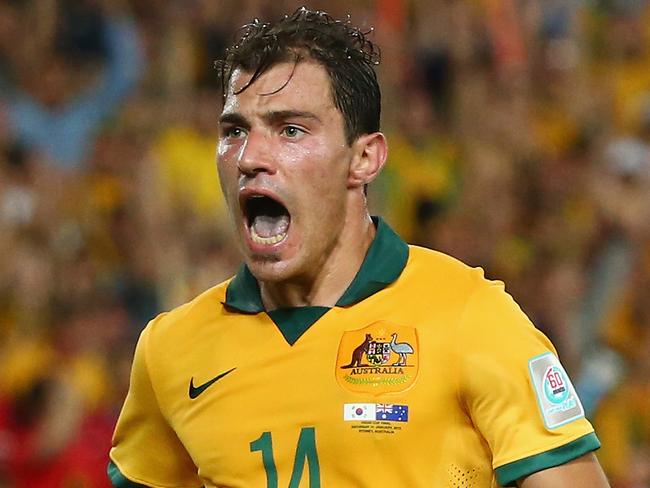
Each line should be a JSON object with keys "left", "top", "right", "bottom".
{"left": 158, "top": 302, "right": 478, "bottom": 487}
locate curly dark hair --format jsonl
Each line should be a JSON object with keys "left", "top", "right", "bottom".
{"left": 215, "top": 7, "right": 381, "bottom": 145}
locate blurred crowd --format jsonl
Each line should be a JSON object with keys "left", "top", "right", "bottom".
{"left": 0, "top": 0, "right": 649, "bottom": 486}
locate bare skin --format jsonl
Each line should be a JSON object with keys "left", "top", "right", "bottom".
{"left": 217, "top": 60, "right": 386, "bottom": 310}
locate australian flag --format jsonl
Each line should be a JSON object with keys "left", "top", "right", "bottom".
{"left": 376, "top": 404, "right": 408, "bottom": 422}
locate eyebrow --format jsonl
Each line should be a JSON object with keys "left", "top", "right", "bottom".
{"left": 218, "top": 110, "right": 321, "bottom": 128}
{"left": 263, "top": 110, "right": 321, "bottom": 125}
{"left": 219, "top": 112, "right": 249, "bottom": 129}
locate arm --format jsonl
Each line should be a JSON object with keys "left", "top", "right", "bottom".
{"left": 69, "top": 5, "right": 143, "bottom": 124}
{"left": 110, "top": 322, "right": 202, "bottom": 488}
{"left": 456, "top": 276, "right": 603, "bottom": 486}
{"left": 519, "top": 453, "right": 610, "bottom": 487}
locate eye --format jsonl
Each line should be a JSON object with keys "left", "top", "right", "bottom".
{"left": 222, "top": 126, "right": 246, "bottom": 139}
{"left": 281, "top": 125, "right": 306, "bottom": 138}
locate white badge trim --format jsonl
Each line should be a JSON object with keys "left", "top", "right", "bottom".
{"left": 528, "top": 352, "right": 585, "bottom": 429}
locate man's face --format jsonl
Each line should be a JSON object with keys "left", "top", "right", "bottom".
{"left": 217, "top": 61, "right": 356, "bottom": 284}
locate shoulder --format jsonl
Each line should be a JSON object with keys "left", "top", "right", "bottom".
{"left": 142, "top": 279, "right": 232, "bottom": 347}
{"left": 404, "top": 245, "right": 539, "bottom": 336}
{"left": 407, "top": 244, "right": 476, "bottom": 271}
{"left": 404, "top": 244, "right": 493, "bottom": 294}
{"left": 134, "top": 279, "right": 236, "bottom": 400}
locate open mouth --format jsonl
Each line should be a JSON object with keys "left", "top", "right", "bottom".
{"left": 244, "top": 195, "right": 291, "bottom": 246}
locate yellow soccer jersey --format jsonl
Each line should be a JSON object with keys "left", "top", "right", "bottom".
{"left": 109, "top": 217, "right": 599, "bottom": 488}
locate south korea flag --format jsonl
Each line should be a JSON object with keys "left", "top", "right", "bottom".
{"left": 343, "top": 403, "right": 376, "bottom": 421}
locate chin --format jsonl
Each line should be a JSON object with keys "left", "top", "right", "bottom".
{"left": 245, "top": 253, "right": 298, "bottom": 283}
{"left": 241, "top": 226, "right": 305, "bottom": 283}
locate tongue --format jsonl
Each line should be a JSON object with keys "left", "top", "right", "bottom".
{"left": 252, "top": 214, "right": 290, "bottom": 238}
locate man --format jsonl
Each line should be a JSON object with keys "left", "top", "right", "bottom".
{"left": 108, "top": 8, "right": 610, "bottom": 487}
{"left": 4, "top": 1, "right": 143, "bottom": 170}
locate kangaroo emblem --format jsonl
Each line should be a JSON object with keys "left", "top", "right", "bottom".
{"left": 340, "top": 333, "right": 372, "bottom": 369}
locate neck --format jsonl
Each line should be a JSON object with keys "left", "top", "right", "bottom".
{"left": 259, "top": 213, "right": 376, "bottom": 310}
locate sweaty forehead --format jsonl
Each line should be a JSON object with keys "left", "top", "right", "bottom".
{"left": 224, "top": 61, "right": 336, "bottom": 114}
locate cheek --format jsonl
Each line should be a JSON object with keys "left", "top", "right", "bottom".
{"left": 217, "top": 140, "right": 236, "bottom": 170}
{"left": 311, "top": 147, "right": 350, "bottom": 195}
{"left": 294, "top": 157, "right": 349, "bottom": 218}
{"left": 288, "top": 140, "right": 350, "bottom": 187}
{"left": 216, "top": 159, "right": 238, "bottom": 204}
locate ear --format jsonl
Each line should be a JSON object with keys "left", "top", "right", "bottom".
{"left": 348, "top": 132, "right": 388, "bottom": 188}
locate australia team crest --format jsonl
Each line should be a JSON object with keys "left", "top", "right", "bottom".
{"left": 335, "top": 321, "right": 419, "bottom": 394}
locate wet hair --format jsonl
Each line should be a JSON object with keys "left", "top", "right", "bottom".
{"left": 215, "top": 7, "right": 381, "bottom": 145}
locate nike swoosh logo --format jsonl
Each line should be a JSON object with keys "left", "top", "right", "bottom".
{"left": 189, "top": 367, "right": 236, "bottom": 399}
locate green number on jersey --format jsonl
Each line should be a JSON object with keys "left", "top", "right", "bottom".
{"left": 250, "top": 431, "right": 278, "bottom": 488}
{"left": 250, "top": 427, "right": 321, "bottom": 488}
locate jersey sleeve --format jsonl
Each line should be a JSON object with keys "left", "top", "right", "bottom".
{"left": 455, "top": 278, "right": 600, "bottom": 487}
{"left": 109, "top": 323, "right": 202, "bottom": 488}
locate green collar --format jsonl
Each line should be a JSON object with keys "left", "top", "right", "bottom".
{"left": 224, "top": 216, "right": 409, "bottom": 344}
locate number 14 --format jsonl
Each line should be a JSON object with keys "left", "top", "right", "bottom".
{"left": 250, "top": 427, "right": 321, "bottom": 488}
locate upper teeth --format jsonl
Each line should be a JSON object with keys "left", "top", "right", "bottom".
{"left": 251, "top": 227, "right": 287, "bottom": 245}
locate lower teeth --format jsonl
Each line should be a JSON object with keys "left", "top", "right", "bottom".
{"left": 251, "top": 227, "right": 287, "bottom": 245}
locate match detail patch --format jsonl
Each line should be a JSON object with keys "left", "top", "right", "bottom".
{"left": 528, "top": 352, "right": 584, "bottom": 429}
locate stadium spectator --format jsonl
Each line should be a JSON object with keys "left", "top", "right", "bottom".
{"left": 1, "top": 0, "right": 143, "bottom": 170}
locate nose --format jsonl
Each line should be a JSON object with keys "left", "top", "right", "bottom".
{"left": 236, "top": 131, "right": 276, "bottom": 177}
